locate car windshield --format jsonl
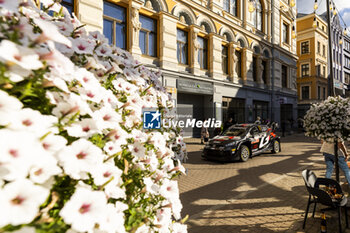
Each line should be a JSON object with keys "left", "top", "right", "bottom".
{"left": 223, "top": 127, "right": 247, "bottom": 136}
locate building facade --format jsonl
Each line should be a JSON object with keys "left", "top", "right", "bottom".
{"left": 296, "top": 13, "right": 328, "bottom": 118}
{"left": 58, "top": 0, "right": 298, "bottom": 137}
{"left": 343, "top": 35, "right": 350, "bottom": 96}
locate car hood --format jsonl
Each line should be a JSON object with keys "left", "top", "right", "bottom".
{"left": 210, "top": 135, "right": 242, "bottom": 146}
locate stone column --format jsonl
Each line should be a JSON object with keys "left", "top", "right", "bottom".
{"left": 210, "top": 33, "right": 223, "bottom": 80}
{"left": 244, "top": 48, "right": 254, "bottom": 86}
{"left": 159, "top": 12, "right": 179, "bottom": 71}
{"left": 130, "top": 5, "right": 142, "bottom": 58}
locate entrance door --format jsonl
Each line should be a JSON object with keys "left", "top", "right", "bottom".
{"left": 177, "top": 93, "right": 205, "bottom": 138}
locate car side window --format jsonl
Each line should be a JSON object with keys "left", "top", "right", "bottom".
{"left": 250, "top": 127, "right": 259, "bottom": 136}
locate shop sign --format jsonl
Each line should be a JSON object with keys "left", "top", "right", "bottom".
{"left": 177, "top": 79, "right": 213, "bottom": 95}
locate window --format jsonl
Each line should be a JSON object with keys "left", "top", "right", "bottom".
{"left": 301, "top": 41, "right": 309, "bottom": 54}
{"left": 282, "top": 23, "right": 289, "bottom": 44}
{"left": 323, "top": 44, "right": 326, "bottom": 56}
{"left": 323, "top": 66, "right": 326, "bottom": 77}
{"left": 282, "top": 65, "right": 288, "bottom": 88}
{"left": 317, "top": 41, "right": 320, "bottom": 54}
{"left": 323, "top": 87, "right": 326, "bottom": 100}
{"left": 61, "top": 0, "right": 74, "bottom": 14}
{"left": 322, "top": 25, "right": 325, "bottom": 31}
{"left": 223, "top": 0, "right": 237, "bottom": 16}
{"left": 301, "top": 64, "right": 309, "bottom": 77}
{"left": 103, "top": 1, "right": 126, "bottom": 49}
{"left": 318, "top": 86, "right": 321, "bottom": 99}
{"left": 253, "top": 56, "right": 257, "bottom": 82}
{"left": 253, "top": 0, "right": 263, "bottom": 31}
{"left": 139, "top": 15, "right": 157, "bottom": 57}
{"left": 235, "top": 50, "right": 242, "bottom": 78}
{"left": 197, "top": 37, "right": 208, "bottom": 69}
{"left": 302, "top": 86, "right": 310, "bottom": 100}
{"left": 345, "top": 73, "right": 350, "bottom": 84}
{"left": 177, "top": 29, "right": 188, "bottom": 65}
{"left": 222, "top": 45, "right": 228, "bottom": 74}
{"left": 345, "top": 56, "right": 350, "bottom": 68}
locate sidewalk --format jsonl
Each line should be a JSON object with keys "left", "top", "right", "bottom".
{"left": 180, "top": 133, "right": 350, "bottom": 232}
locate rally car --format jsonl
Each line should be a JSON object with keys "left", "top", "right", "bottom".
{"left": 202, "top": 123, "right": 281, "bottom": 162}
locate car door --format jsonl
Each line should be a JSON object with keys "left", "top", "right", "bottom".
{"left": 256, "top": 125, "right": 270, "bottom": 152}
{"left": 249, "top": 126, "right": 261, "bottom": 153}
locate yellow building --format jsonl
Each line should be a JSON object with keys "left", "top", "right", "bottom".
{"left": 46, "top": 0, "right": 298, "bottom": 135}
{"left": 296, "top": 13, "right": 328, "bottom": 117}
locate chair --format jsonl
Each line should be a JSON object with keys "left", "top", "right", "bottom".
{"left": 302, "top": 169, "right": 349, "bottom": 233}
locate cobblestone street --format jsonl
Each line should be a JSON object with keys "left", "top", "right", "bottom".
{"left": 179, "top": 134, "right": 350, "bottom": 232}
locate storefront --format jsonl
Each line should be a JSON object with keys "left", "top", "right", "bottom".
{"left": 222, "top": 97, "right": 245, "bottom": 124}
{"left": 176, "top": 78, "right": 214, "bottom": 138}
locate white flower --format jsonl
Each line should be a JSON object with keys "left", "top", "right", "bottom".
{"left": 29, "top": 153, "right": 61, "bottom": 184}
{"left": 57, "top": 139, "right": 104, "bottom": 179}
{"left": 41, "top": 134, "right": 67, "bottom": 154}
{"left": 109, "top": 126, "right": 128, "bottom": 145}
{"left": 159, "top": 179, "right": 179, "bottom": 201}
{"left": 60, "top": 188, "right": 107, "bottom": 232}
{"left": 170, "top": 222, "right": 187, "bottom": 233}
{"left": 0, "top": 130, "right": 48, "bottom": 181}
{"left": 103, "top": 141, "right": 122, "bottom": 155}
{"left": 98, "top": 203, "right": 127, "bottom": 233}
{"left": 0, "top": 90, "right": 23, "bottom": 125}
{"left": 143, "top": 177, "right": 159, "bottom": 194}
{"left": 7, "top": 108, "right": 57, "bottom": 136}
{"left": 92, "top": 106, "right": 122, "bottom": 130}
{"left": 128, "top": 141, "right": 146, "bottom": 160}
{"left": 95, "top": 44, "right": 112, "bottom": 57}
{"left": 66, "top": 118, "right": 99, "bottom": 138}
{"left": 0, "top": 179, "right": 49, "bottom": 227}
{"left": 72, "top": 37, "right": 96, "bottom": 54}
{"left": 33, "top": 18, "right": 72, "bottom": 47}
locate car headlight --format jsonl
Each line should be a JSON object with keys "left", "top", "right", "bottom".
{"left": 226, "top": 142, "right": 236, "bottom": 147}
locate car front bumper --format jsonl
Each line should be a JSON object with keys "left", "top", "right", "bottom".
{"left": 202, "top": 147, "right": 239, "bottom": 161}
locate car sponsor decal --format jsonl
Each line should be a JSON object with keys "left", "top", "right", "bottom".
{"left": 259, "top": 135, "right": 270, "bottom": 148}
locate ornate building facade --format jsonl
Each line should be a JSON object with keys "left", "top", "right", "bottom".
{"left": 296, "top": 13, "right": 328, "bottom": 118}
{"left": 58, "top": 0, "right": 298, "bottom": 136}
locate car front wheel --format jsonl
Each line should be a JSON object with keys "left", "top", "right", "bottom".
{"left": 272, "top": 140, "right": 280, "bottom": 153}
{"left": 239, "top": 145, "right": 250, "bottom": 162}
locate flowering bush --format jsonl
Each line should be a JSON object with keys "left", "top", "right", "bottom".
{"left": 304, "top": 96, "right": 350, "bottom": 142}
{"left": 0, "top": 1, "right": 187, "bottom": 233}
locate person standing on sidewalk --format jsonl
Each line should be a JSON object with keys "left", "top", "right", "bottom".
{"left": 321, "top": 139, "right": 350, "bottom": 185}
{"left": 201, "top": 120, "right": 209, "bottom": 144}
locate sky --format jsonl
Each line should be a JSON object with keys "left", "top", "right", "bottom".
{"left": 297, "top": 0, "right": 350, "bottom": 30}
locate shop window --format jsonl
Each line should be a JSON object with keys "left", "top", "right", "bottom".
{"left": 177, "top": 29, "right": 188, "bottom": 65}
{"left": 197, "top": 36, "right": 208, "bottom": 69}
{"left": 302, "top": 86, "right": 310, "bottom": 100}
{"left": 222, "top": 45, "right": 228, "bottom": 74}
{"left": 301, "top": 63, "right": 309, "bottom": 77}
{"left": 103, "top": 1, "right": 126, "bottom": 49}
{"left": 301, "top": 41, "right": 309, "bottom": 54}
{"left": 281, "top": 64, "right": 288, "bottom": 88}
{"left": 139, "top": 15, "right": 157, "bottom": 57}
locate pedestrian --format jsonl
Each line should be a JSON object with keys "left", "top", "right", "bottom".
{"left": 320, "top": 139, "right": 350, "bottom": 185}
{"left": 223, "top": 117, "right": 233, "bottom": 132}
{"left": 201, "top": 121, "right": 209, "bottom": 144}
{"left": 281, "top": 120, "right": 286, "bottom": 137}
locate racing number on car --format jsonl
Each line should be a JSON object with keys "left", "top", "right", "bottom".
{"left": 259, "top": 136, "right": 270, "bottom": 149}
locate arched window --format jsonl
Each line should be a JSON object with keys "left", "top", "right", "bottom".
{"left": 253, "top": 0, "right": 263, "bottom": 31}
{"left": 223, "top": 0, "right": 237, "bottom": 17}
